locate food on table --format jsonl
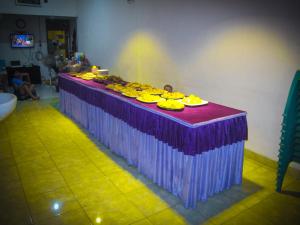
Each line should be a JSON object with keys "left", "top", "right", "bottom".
{"left": 113, "top": 85, "right": 126, "bottom": 92}
{"left": 69, "top": 64, "right": 81, "bottom": 73}
{"left": 141, "top": 88, "right": 165, "bottom": 95}
{"left": 97, "top": 75, "right": 126, "bottom": 85}
{"left": 105, "top": 83, "right": 116, "bottom": 90}
{"left": 106, "top": 83, "right": 126, "bottom": 92}
{"left": 77, "top": 72, "right": 97, "bottom": 80}
{"left": 91, "top": 65, "right": 99, "bottom": 75}
{"left": 125, "top": 82, "right": 152, "bottom": 91}
{"left": 139, "top": 84, "right": 152, "bottom": 90}
{"left": 181, "top": 94, "right": 203, "bottom": 104}
{"left": 107, "top": 75, "right": 125, "bottom": 84}
{"left": 122, "top": 89, "right": 142, "bottom": 98}
{"left": 161, "top": 91, "right": 185, "bottom": 99}
{"left": 93, "top": 75, "right": 106, "bottom": 80}
{"left": 157, "top": 99, "right": 185, "bottom": 110}
{"left": 126, "top": 82, "right": 141, "bottom": 88}
{"left": 137, "top": 94, "right": 163, "bottom": 103}
{"left": 93, "top": 75, "right": 108, "bottom": 83}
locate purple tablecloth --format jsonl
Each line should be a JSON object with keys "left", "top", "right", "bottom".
{"left": 59, "top": 73, "right": 248, "bottom": 156}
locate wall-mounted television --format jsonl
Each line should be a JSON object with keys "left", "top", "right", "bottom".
{"left": 11, "top": 33, "right": 34, "bottom": 48}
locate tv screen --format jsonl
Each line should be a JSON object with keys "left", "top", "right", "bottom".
{"left": 11, "top": 34, "right": 34, "bottom": 48}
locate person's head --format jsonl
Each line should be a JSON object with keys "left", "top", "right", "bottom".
{"left": 14, "top": 71, "right": 22, "bottom": 78}
{"left": 164, "top": 84, "right": 173, "bottom": 92}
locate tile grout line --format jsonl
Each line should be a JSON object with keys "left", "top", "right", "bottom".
{"left": 61, "top": 111, "right": 183, "bottom": 224}
{"left": 7, "top": 106, "right": 37, "bottom": 225}
{"left": 58, "top": 110, "right": 207, "bottom": 225}
{"left": 34, "top": 116, "right": 95, "bottom": 225}
{"left": 46, "top": 101, "right": 148, "bottom": 224}
{"left": 10, "top": 102, "right": 91, "bottom": 224}
{"left": 69, "top": 123, "right": 184, "bottom": 222}
{"left": 69, "top": 132, "right": 150, "bottom": 225}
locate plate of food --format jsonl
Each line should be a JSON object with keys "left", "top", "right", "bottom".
{"left": 122, "top": 89, "right": 141, "bottom": 98}
{"left": 180, "top": 94, "right": 208, "bottom": 107}
{"left": 93, "top": 75, "right": 108, "bottom": 83}
{"left": 126, "top": 82, "right": 142, "bottom": 89}
{"left": 105, "top": 83, "right": 126, "bottom": 92}
{"left": 136, "top": 94, "right": 164, "bottom": 103}
{"left": 161, "top": 91, "right": 185, "bottom": 100}
{"left": 141, "top": 88, "right": 165, "bottom": 95}
{"left": 79, "top": 72, "right": 97, "bottom": 80}
{"left": 157, "top": 99, "right": 185, "bottom": 111}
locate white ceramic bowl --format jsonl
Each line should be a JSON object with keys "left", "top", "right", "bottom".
{"left": 0, "top": 93, "right": 17, "bottom": 121}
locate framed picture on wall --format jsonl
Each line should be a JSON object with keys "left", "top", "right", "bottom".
{"left": 15, "top": 0, "right": 41, "bottom": 7}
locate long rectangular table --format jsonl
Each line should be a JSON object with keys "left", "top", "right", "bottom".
{"left": 59, "top": 73, "right": 248, "bottom": 208}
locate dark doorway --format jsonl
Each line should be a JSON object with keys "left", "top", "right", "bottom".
{"left": 46, "top": 18, "right": 77, "bottom": 59}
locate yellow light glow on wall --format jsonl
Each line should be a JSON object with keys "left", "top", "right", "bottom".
{"left": 177, "top": 24, "right": 298, "bottom": 100}
{"left": 188, "top": 25, "right": 296, "bottom": 79}
{"left": 113, "top": 32, "right": 179, "bottom": 88}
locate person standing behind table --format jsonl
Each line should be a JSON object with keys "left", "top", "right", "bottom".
{"left": 163, "top": 84, "right": 173, "bottom": 92}
{"left": 11, "top": 71, "right": 40, "bottom": 100}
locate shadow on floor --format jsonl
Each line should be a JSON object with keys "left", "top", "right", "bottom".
{"left": 280, "top": 190, "right": 300, "bottom": 198}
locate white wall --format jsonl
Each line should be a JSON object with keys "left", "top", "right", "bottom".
{"left": 0, "top": 0, "right": 77, "bottom": 17}
{"left": 0, "top": 14, "right": 49, "bottom": 78}
{"left": 77, "top": 0, "right": 300, "bottom": 162}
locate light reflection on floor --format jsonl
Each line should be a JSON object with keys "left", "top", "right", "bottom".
{"left": 0, "top": 99, "right": 299, "bottom": 225}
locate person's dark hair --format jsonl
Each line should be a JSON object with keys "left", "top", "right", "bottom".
{"left": 164, "top": 84, "right": 173, "bottom": 92}
{"left": 13, "top": 70, "right": 22, "bottom": 78}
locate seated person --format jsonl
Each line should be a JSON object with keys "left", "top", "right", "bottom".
{"left": 11, "top": 71, "right": 39, "bottom": 100}
{"left": 163, "top": 84, "right": 173, "bottom": 92}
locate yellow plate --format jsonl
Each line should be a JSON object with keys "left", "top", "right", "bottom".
{"left": 122, "top": 92, "right": 139, "bottom": 98}
{"left": 179, "top": 99, "right": 209, "bottom": 107}
{"left": 136, "top": 97, "right": 163, "bottom": 103}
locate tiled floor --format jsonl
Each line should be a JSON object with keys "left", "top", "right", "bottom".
{"left": 0, "top": 99, "right": 300, "bottom": 225}
{"left": 35, "top": 85, "right": 59, "bottom": 100}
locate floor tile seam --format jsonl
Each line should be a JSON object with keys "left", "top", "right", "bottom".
{"left": 128, "top": 217, "right": 154, "bottom": 225}
{"left": 35, "top": 119, "right": 94, "bottom": 224}
{"left": 43, "top": 151, "right": 95, "bottom": 225}
{"left": 99, "top": 168, "right": 150, "bottom": 202}
{"left": 81, "top": 198, "right": 146, "bottom": 225}
{"left": 233, "top": 205, "right": 279, "bottom": 225}
{"left": 12, "top": 143, "right": 36, "bottom": 225}
{"left": 243, "top": 164, "right": 264, "bottom": 174}
{"left": 0, "top": 137, "right": 14, "bottom": 160}
{"left": 12, "top": 153, "right": 53, "bottom": 166}
{"left": 145, "top": 206, "right": 192, "bottom": 225}
{"left": 216, "top": 207, "right": 262, "bottom": 225}
{"left": 244, "top": 158, "right": 280, "bottom": 174}
{"left": 64, "top": 124, "right": 156, "bottom": 222}
{"left": 208, "top": 200, "right": 251, "bottom": 225}
{"left": 53, "top": 103, "right": 220, "bottom": 224}
{"left": 125, "top": 193, "right": 172, "bottom": 218}
{"left": 240, "top": 191, "right": 272, "bottom": 210}
{"left": 66, "top": 131, "right": 139, "bottom": 195}
{"left": 69, "top": 138, "right": 107, "bottom": 177}
{"left": 67, "top": 121, "right": 186, "bottom": 216}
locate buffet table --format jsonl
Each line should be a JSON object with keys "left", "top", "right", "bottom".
{"left": 59, "top": 73, "right": 248, "bottom": 208}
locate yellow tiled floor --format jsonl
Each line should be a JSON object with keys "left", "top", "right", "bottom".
{"left": 0, "top": 99, "right": 300, "bottom": 225}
